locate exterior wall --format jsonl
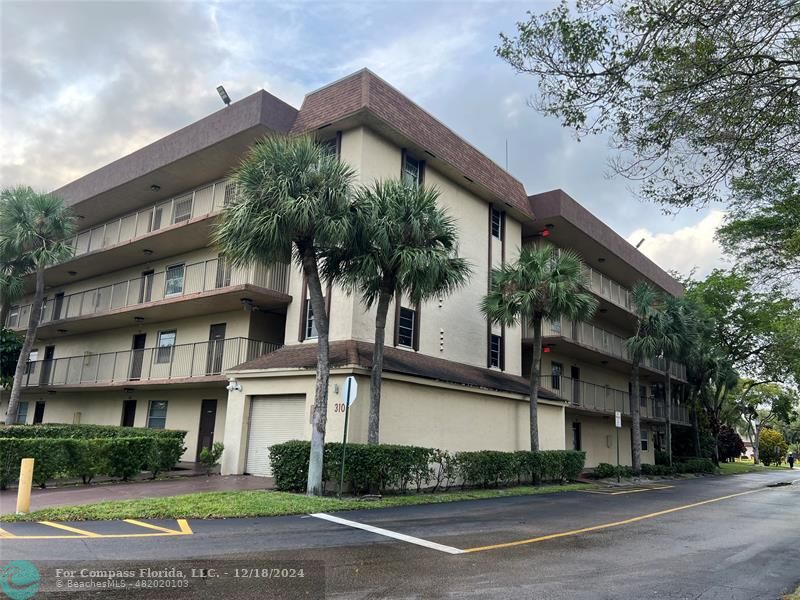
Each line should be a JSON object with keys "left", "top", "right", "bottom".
{"left": 2, "top": 388, "right": 227, "bottom": 462}
{"left": 221, "top": 369, "right": 568, "bottom": 475}
{"left": 565, "top": 412, "right": 655, "bottom": 468}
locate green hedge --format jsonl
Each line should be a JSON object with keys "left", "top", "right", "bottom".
{"left": 0, "top": 424, "right": 185, "bottom": 440}
{"left": 269, "top": 441, "right": 586, "bottom": 493}
{"left": 593, "top": 458, "right": 716, "bottom": 479}
{"left": 0, "top": 433, "right": 187, "bottom": 489}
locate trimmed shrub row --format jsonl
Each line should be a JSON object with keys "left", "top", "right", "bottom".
{"left": 0, "top": 424, "right": 185, "bottom": 440}
{"left": 593, "top": 457, "right": 716, "bottom": 479}
{"left": 0, "top": 434, "right": 187, "bottom": 489}
{"left": 269, "top": 441, "right": 586, "bottom": 494}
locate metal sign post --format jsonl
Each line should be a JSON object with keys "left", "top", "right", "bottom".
{"left": 615, "top": 411, "right": 622, "bottom": 483}
{"left": 338, "top": 376, "right": 358, "bottom": 498}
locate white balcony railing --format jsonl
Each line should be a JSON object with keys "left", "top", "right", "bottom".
{"left": 69, "top": 179, "right": 235, "bottom": 257}
{"left": 585, "top": 267, "right": 632, "bottom": 311}
{"left": 538, "top": 375, "right": 691, "bottom": 424}
{"left": 6, "top": 257, "right": 289, "bottom": 329}
{"left": 528, "top": 317, "right": 687, "bottom": 380}
{"left": 20, "top": 337, "right": 279, "bottom": 387}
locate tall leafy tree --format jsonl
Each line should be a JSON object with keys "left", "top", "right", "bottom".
{"left": 0, "top": 186, "right": 75, "bottom": 423}
{"left": 734, "top": 382, "right": 798, "bottom": 465}
{"left": 497, "top": 2, "right": 800, "bottom": 286}
{"left": 625, "top": 282, "right": 664, "bottom": 474}
{"left": 325, "top": 180, "right": 471, "bottom": 444}
{"left": 481, "top": 245, "right": 597, "bottom": 451}
{"left": 214, "top": 135, "right": 355, "bottom": 496}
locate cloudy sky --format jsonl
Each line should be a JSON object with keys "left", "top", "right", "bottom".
{"left": 0, "top": 0, "right": 729, "bottom": 278}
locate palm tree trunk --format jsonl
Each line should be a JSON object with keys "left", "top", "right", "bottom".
{"left": 6, "top": 266, "right": 44, "bottom": 424}
{"left": 528, "top": 315, "right": 543, "bottom": 451}
{"left": 302, "top": 252, "right": 331, "bottom": 497}
{"left": 368, "top": 289, "right": 393, "bottom": 444}
{"left": 664, "top": 359, "right": 672, "bottom": 466}
{"left": 630, "top": 360, "right": 642, "bottom": 475}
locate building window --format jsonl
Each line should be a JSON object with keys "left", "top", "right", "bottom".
{"left": 491, "top": 207, "right": 503, "bottom": 240}
{"left": 572, "top": 422, "right": 582, "bottom": 451}
{"left": 304, "top": 299, "right": 319, "bottom": 339}
{"left": 172, "top": 195, "right": 193, "bottom": 224}
{"left": 164, "top": 264, "right": 185, "bottom": 296}
{"left": 403, "top": 155, "right": 422, "bottom": 187}
{"left": 7, "top": 305, "right": 19, "bottom": 328}
{"left": 640, "top": 385, "right": 647, "bottom": 407}
{"left": 641, "top": 430, "right": 649, "bottom": 452}
{"left": 489, "top": 334, "right": 503, "bottom": 368}
{"left": 398, "top": 306, "right": 417, "bottom": 348}
{"left": 551, "top": 362, "right": 563, "bottom": 390}
{"left": 147, "top": 401, "right": 168, "bottom": 429}
{"left": 15, "top": 402, "right": 29, "bottom": 424}
{"left": 24, "top": 349, "right": 38, "bottom": 375}
{"left": 155, "top": 330, "right": 176, "bottom": 364}
{"left": 319, "top": 138, "right": 338, "bottom": 159}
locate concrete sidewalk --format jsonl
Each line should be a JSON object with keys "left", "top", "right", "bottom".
{"left": 0, "top": 474, "right": 272, "bottom": 514}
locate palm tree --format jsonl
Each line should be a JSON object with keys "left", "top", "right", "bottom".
{"left": 625, "top": 281, "right": 664, "bottom": 475}
{"left": 324, "top": 180, "right": 471, "bottom": 443}
{"left": 213, "top": 135, "right": 355, "bottom": 496}
{"left": 0, "top": 186, "right": 75, "bottom": 423}
{"left": 0, "top": 255, "right": 28, "bottom": 327}
{"left": 481, "top": 245, "right": 597, "bottom": 450}
{"left": 658, "top": 296, "right": 696, "bottom": 466}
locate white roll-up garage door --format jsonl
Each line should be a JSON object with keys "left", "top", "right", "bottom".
{"left": 245, "top": 396, "right": 307, "bottom": 477}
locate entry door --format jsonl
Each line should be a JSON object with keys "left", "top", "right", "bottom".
{"left": 196, "top": 399, "right": 218, "bottom": 461}
{"left": 129, "top": 334, "right": 147, "bottom": 380}
{"left": 33, "top": 401, "right": 46, "bottom": 424}
{"left": 139, "top": 270, "right": 155, "bottom": 303}
{"left": 39, "top": 345, "right": 55, "bottom": 385}
{"left": 205, "top": 323, "right": 226, "bottom": 375}
{"left": 570, "top": 366, "right": 581, "bottom": 405}
{"left": 121, "top": 399, "right": 137, "bottom": 427}
{"left": 52, "top": 293, "right": 65, "bottom": 321}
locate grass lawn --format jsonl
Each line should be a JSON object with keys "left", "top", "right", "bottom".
{"left": 785, "top": 584, "right": 800, "bottom": 600}
{"left": 0, "top": 483, "right": 592, "bottom": 522}
{"left": 718, "top": 460, "right": 793, "bottom": 475}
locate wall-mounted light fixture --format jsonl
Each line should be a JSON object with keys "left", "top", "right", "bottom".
{"left": 226, "top": 378, "right": 242, "bottom": 392}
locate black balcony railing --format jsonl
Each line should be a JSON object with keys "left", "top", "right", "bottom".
{"left": 21, "top": 337, "right": 280, "bottom": 387}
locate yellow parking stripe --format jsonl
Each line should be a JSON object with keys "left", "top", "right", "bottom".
{"left": 0, "top": 526, "right": 16, "bottom": 538}
{"left": 123, "top": 519, "right": 182, "bottom": 534}
{"left": 177, "top": 519, "right": 192, "bottom": 534}
{"left": 38, "top": 521, "right": 101, "bottom": 537}
{"left": 464, "top": 488, "right": 765, "bottom": 553}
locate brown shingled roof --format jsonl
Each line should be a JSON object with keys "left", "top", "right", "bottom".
{"left": 290, "top": 70, "right": 531, "bottom": 215}
{"left": 230, "top": 339, "right": 560, "bottom": 401}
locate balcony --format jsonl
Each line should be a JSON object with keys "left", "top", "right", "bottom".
{"left": 8, "top": 257, "right": 291, "bottom": 338}
{"left": 524, "top": 317, "right": 687, "bottom": 381}
{"left": 538, "top": 375, "right": 691, "bottom": 425}
{"left": 19, "top": 337, "right": 279, "bottom": 390}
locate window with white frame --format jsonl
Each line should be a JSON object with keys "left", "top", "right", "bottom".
{"left": 155, "top": 330, "right": 176, "bottom": 364}
{"left": 172, "top": 195, "right": 193, "bottom": 224}
{"left": 164, "top": 264, "right": 185, "bottom": 296}
{"left": 397, "top": 307, "right": 417, "bottom": 348}
{"left": 16, "top": 402, "right": 28, "bottom": 424}
{"left": 7, "top": 305, "right": 19, "bottom": 328}
{"left": 147, "top": 401, "right": 168, "bottom": 429}
{"left": 491, "top": 207, "right": 503, "bottom": 240}
{"left": 641, "top": 429, "right": 649, "bottom": 451}
{"left": 403, "top": 155, "right": 422, "bottom": 187}
{"left": 489, "top": 334, "right": 503, "bottom": 368}
{"left": 24, "top": 349, "right": 38, "bottom": 375}
{"left": 304, "top": 299, "right": 319, "bottom": 339}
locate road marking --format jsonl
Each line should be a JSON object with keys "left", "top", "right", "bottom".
{"left": 310, "top": 512, "right": 466, "bottom": 555}
{"left": 39, "top": 521, "right": 102, "bottom": 537}
{"left": 464, "top": 488, "right": 766, "bottom": 553}
{"left": 581, "top": 485, "right": 674, "bottom": 495}
{"left": 0, "top": 520, "right": 193, "bottom": 540}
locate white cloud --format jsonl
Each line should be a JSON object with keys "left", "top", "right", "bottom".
{"left": 626, "top": 210, "right": 729, "bottom": 278}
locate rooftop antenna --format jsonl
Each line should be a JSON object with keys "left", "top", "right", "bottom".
{"left": 216, "top": 85, "right": 231, "bottom": 107}
{"left": 635, "top": 238, "right": 646, "bottom": 249}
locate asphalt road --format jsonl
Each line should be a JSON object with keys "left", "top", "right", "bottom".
{"left": 1, "top": 470, "right": 798, "bottom": 599}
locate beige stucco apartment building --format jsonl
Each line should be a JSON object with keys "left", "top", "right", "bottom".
{"left": 2, "top": 69, "right": 690, "bottom": 475}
